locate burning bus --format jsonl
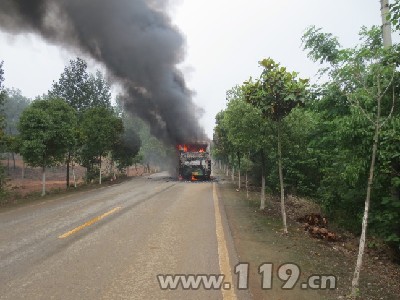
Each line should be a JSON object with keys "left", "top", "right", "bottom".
{"left": 177, "top": 143, "right": 211, "bottom": 181}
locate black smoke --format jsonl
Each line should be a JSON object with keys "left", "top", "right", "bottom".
{"left": 0, "top": 0, "right": 205, "bottom": 144}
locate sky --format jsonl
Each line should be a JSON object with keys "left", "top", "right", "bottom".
{"left": 0, "top": 0, "right": 387, "bottom": 138}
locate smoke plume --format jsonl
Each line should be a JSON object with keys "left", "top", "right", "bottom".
{"left": 0, "top": 0, "right": 205, "bottom": 144}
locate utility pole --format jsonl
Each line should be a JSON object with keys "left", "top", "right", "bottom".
{"left": 381, "top": 0, "right": 393, "bottom": 47}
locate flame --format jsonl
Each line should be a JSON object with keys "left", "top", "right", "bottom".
{"left": 177, "top": 144, "right": 207, "bottom": 153}
{"left": 191, "top": 175, "right": 198, "bottom": 181}
{"left": 177, "top": 144, "right": 188, "bottom": 152}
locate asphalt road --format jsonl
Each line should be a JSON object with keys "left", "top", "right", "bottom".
{"left": 0, "top": 173, "right": 246, "bottom": 300}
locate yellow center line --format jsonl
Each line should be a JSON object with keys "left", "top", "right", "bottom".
{"left": 58, "top": 206, "right": 122, "bottom": 239}
{"left": 213, "top": 183, "right": 238, "bottom": 300}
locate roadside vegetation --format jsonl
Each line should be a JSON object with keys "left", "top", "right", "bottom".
{"left": 213, "top": 13, "right": 400, "bottom": 298}
{"left": 0, "top": 57, "right": 173, "bottom": 201}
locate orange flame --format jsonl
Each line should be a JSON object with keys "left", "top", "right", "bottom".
{"left": 177, "top": 144, "right": 206, "bottom": 153}
{"left": 177, "top": 144, "right": 188, "bottom": 152}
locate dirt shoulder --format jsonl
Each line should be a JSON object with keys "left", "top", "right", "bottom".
{"left": 1, "top": 157, "right": 148, "bottom": 198}
{"left": 1, "top": 156, "right": 150, "bottom": 208}
{"left": 217, "top": 179, "right": 400, "bottom": 300}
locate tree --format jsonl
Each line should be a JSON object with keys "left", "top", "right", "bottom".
{"left": 49, "top": 58, "right": 92, "bottom": 112}
{"left": 2, "top": 88, "right": 30, "bottom": 170}
{"left": 380, "top": 0, "right": 392, "bottom": 47}
{"left": 223, "top": 86, "right": 265, "bottom": 193}
{"left": 112, "top": 125, "right": 141, "bottom": 173}
{"left": 3, "top": 88, "right": 30, "bottom": 135}
{"left": 79, "top": 107, "right": 123, "bottom": 184}
{"left": 50, "top": 58, "right": 111, "bottom": 111}
{"left": 0, "top": 61, "right": 5, "bottom": 140}
{"left": 303, "top": 25, "right": 397, "bottom": 297}
{"left": 138, "top": 134, "right": 172, "bottom": 174}
{"left": 0, "top": 61, "right": 4, "bottom": 95}
{"left": 239, "top": 79, "right": 269, "bottom": 209}
{"left": 88, "top": 70, "right": 112, "bottom": 108}
{"left": 18, "top": 98, "right": 77, "bottom": 196}
{"left": 213, "top": 110, "right": 234, "bottom": 174}
{"left": 0, "top": 61, "right": 6, "bottom": 191}
{"left": 389, "top": 0, "right": 400, "bottom": 31}
{"left": 116, "top": 96, "right": 170, "bottom": 174}
{"left": 244, "top": 58, "right": 309, "bottom": 234}
{"left": 49, "top": 58, "right": 112, "bottom": 187}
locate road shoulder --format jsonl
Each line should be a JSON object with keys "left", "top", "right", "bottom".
{"left": 217, "top": 179, "right": 400, "bottom": 300}
{"left": 218, "top": 180, "right": 342, "bottom": 300}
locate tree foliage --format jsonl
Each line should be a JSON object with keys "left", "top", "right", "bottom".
{"left": 49, "top": 58, "right": 112, "bottom": 187}
{"left": 213, "top": 110, "right": 233, "bottom": 165}
{"left": 214, "top": 26, "right": 400, "bottom": 291}
{"left": 303, "top": 24, "right": 399, "bottom": 295}
{"left": 242, "top": 58, "right": 309, "bottom": 233}
{"left": 112, "top": 124, "right": 141, "bottom": 171}
{"left": 49, "top": 58, "right": 111, "bottom": 112}
{"left": 3, "top": 88, "right": 30, "bottom": 135}
{"left": 302, "top": 26, "right": 400, "bottom": 234}
{"left": 79, "top": 106, "right": 123, "bottom": 182}
{"left": 223, "top": 86, "right": 265, "bottom": 153}
{"left": 244, "top": 58, "right": 308, "bottom": 121}
{"left": 116, "top": 95, "right": 171, "bottom": 173}
{"left": 389, "top": 0, "right": 400, "bottom": 31}
{"left": 0, "top": 61, "right": 6, "bottom": 191}
{"left": 0, "top": 61, "right": 5, "bottom": 140}
{"left": 88, "top": 70, "right": 112, "bottom": 109}
{"left": 18, "top": 97, "right": 77, "bottom": 195}
{"left": 18, "top": 98, "right": 76, "bottom": 167}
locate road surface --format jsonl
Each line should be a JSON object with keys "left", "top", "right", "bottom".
{"left": 0, "top": 173, "right": 248, "bottom": 299}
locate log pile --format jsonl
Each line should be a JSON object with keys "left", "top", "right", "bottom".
{"left": 297, "top": 213, "right": 338, "bottom": 241}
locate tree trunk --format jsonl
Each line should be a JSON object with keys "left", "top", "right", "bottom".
{"left": 72, "top": 162, "right": 77, "bottom": 188}
{"left": 7, "top": 153, "right": 10, "bottom": 175}
{"left": 277, "top": 124, "right": 288, "bottom": 234}
{"left": 380, "top": 0, "right": 392, "bottom": 48}
{"left": 231, "top": 166, "right": 235, "bottom": 182}
{"left": 41, "top": 166, "right": 46, "bottom": 196}
{"left": 226, "top": 165, "right": 229, "bottom": 177}
{"left": 112, "top": 160, "right": 116, "bottom": 180}
{"left": 351, "top": 99, "right": 381, "bottom": 296}
{"left": 12, "top": 152, "right": 15, "bottom": 170}
{"left": 99, "top": 156, "right": 102, "bottom": 185}
{"left": 237, "top": 153, "right": 241, "bottom": 190}
{"left": 246, "top": 171, "right": 249, "bottom": 199}
{"left": 109, "top": 158, "right": 113, "bottom": 180}
{"left": 260, "top": 150, "right": 266, "bottom": 210}
{"left": 66, "top": 152, "right": 71, "bottom": 188}
{"left": 238, "top": 169, "right": 241, "bottom": 190}
{"left": 21, "top": 160, "right": 25, "bottom": 179}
